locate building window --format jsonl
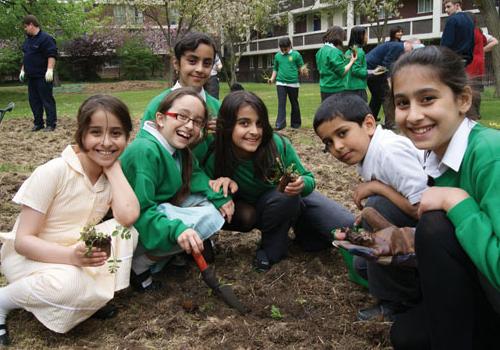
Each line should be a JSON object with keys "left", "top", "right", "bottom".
{"left": 258, "top": 55, "right": 263, "bottom": 69}
{"left": 312, "top": 13, "right": 321, "bottom": 31}
{"left": 294, "top": 15, "right": 307, "bottom": 34}
{"left": 267, "top": 54, "right": 273, "bottom": 68}
{"left": 417, "top": 0, "right": 432, "bottom": 13}
{"left": 249, "top": 56, "right": 254, "bottom": 70}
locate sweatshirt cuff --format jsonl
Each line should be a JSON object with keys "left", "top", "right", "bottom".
{"left": 447, "top": 197, "right": 480, "bottom": 228}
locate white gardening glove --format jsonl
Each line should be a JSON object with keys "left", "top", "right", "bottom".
{"left": 45, "top": 68, "right": 53, "bottom": 82}
{"left": 19, "top": 69, "right": 25, "bottom": 82}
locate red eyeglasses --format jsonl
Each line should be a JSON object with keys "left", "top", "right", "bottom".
{"left": 164, "top": 112, "right": 206, "bottom": 129}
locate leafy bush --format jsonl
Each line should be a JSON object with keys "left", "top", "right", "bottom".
{"left": 118, "top": 38, "right": 161, "bottom": 80}
{"left": 0, "top": 46, "right": 22, "bottom": 78}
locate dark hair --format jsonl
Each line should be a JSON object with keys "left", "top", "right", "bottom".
{"left": 75, "top": 94, "right": 132, "bottom": 151}
{"left": 314, "top": 93, "right": 372, "bottom": 131}
{"left": 156, "top": 87, "right": 208, "bottom": 205}
{"left": 174, "top": 32, "right": 217, "bottom": 61}
{"left": 278, "top": 37, "right": 291, "bottom": 49}
{"left": 389, "top": 26, "right": 403, "bottom": 42}
{"left": 323, "top": 26, "right": 345, "bottom": 47}
{"left": 230, "top": 83, "right": 244, "bottom": 92}
{"left": 348, "top": 26, "right": 366, "bottom": 48}
{"left": 391, "top": 46, "right": 468, "bottom": 97}
{"left": 22, "top": 15, "right": 39, "bottom": 27}
{"left": 213, "top": 91, "right": 277, "bottom": 181}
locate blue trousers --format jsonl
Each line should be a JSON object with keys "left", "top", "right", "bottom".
{"left": 276, "top": 85, "right": 301, "bottom": 129}
{"left": 28, "top": 77, "right": 57, "bottom": 128}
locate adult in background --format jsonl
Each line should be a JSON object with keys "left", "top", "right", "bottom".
{"left": 366, "top": 39, "right": 421, "bottom": 129}
{"left": 268, "top": 37, "right": 308, "bottom": 130}
{"left": 441, "top": 0, "right": 474, "bottom": 65}
{"left": 204, "top": 54, "right": 223, "bottom": 100}
{"left": 20, "top": 15, "right": 58, "bottom": 132}
{"left": 389, "top": 26, "right": 404, "bottom": 42}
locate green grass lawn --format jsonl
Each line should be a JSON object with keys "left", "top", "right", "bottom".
{"left": 1, "top": 81, "right": 499, "bottom": 129}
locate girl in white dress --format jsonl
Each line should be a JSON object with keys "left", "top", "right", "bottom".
{"left": 0, "top": 95, "right": 140, "bottom": 344}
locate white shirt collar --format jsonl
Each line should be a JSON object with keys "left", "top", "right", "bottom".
{"left": 172, "top": 81, "right": 207, "bottom": 101}
{"left": 424, "top": 118, "right": 476, "bottom": 178}
{"left": 358, "top": 125, "right": 384, "bottom": 180}
{"left": 143, "top": 121, "right": 176, "bottom": 156}
{"left": 280, "top": 49, "right": 293, "bottom": 55}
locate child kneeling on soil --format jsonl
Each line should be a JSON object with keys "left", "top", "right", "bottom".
{"left": 314, "top": 93, "right": 427, "bottom": 321}
{"left": 202, "top": 91, "right": 353, "bottom": 272}
{"left": 0, "top": 95, "right": 140, "bottom": 344}
{"left": 120, "top": 87, "right": 234, "bottom": 292}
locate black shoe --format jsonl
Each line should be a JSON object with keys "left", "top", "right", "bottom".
{"left": 274, "top": 126, "right": 285, "bottom": 131}
{"left": 130, "top": 270, "right": 163, "bottom": 293}
{"left": 91, "top": 303, "right": 118, "bottom": 319}
{"left": 0, "top": 324, "right": 10, "bottom": 346}
{"left": 43, "top": 126, "right": 55, "bottom": 132}
{"left": 357, "top": 302, "right": 397, "bottom": 322}
{"left": 253, "top": 249, "right": 271, "bottom": 272}
{"left": 31, "top": 125, "right": 44, "bottom": 132}
{"left": 291, "top": 125, "right": 301, "bottom": 129}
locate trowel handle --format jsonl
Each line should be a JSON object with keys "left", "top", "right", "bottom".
{"left": 192, "top": 252, "right": 208, "bottom": 272}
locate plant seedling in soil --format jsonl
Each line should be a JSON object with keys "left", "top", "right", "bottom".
{"left": 267, "top": 157, "right": 300, "bottom": 192}
{"left": 270, "top": 305, "right": 283, "bottom": 320}
{"left": 79, "top": 224, "right": 132, "bottom": 273}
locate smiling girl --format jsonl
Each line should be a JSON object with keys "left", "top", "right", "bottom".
{"left": 389, "top": 46, "right": 500, "bottom": 349}
{"left": 203, "top": 91, "right": 353, "bottom": 271}
{"left": 0, "top": 95, "right": 140, "bottom": 344}
{"left": 120, "top": 87, "right": 234, "bottom": 292}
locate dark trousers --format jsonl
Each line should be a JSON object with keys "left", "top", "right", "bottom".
{"left": 367, "top": 73, "right": 395, "bottom": 128}
{"left": 391, "top": 211, "right": 500, "bottom": 350}
{"left": 28, "top": 77, "right": 57, "bottom": 128}
{"left": 355, "top": 195, "right": 421, "bottom": 305}
{"left": 276, "top": 85, "right": 301, "bottom": 129}
{"left": 348, "top": 89, "right": 368, "bottom": 102}
{"left": 204, "top": 76, "right": 220, "bottom": 100}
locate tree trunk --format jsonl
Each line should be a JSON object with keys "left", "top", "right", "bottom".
{"left": 478, "top": 0, "right": 500, "bottom": 96}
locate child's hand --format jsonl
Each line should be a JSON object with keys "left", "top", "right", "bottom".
{"left": 418, "top": 187, "right": 469, "bottom": 217}
{"left": 284, "top": 176, "right": 304, "bottom": 196}
{"left": 353, "top": 181, "right": 380, "bottom": 209}
{"left": 267, "top": 78, "right": 274, "bottom": 85}
{"left": 209, "top": 177, "right": 238, "bottom": 197}
{"left": 177, "top": 228, "right": 204, "bottom": 255}
{"left": 70, "top": 241, "right": 108, "bottom": 267}
{"left": 206, "top": 119, "right": 217, "bottom": 134}
{"left": 219, "top": 200, "right": 235, "bottom": 223}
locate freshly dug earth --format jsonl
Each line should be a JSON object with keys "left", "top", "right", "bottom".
{"left": 0, "top": 118, "right": 391, "bottom": 349}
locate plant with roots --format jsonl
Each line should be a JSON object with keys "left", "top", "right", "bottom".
{"left": 266, "top": 157, "right": 300, "bottom": 192}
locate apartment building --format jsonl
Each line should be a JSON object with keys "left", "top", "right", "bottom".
{"left": 237, "top": 0, "right": 480, "bottom": 82}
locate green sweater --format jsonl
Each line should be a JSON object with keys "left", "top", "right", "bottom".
{"left": 273, "top": 50, "right": 304, "bottom": 84}
{"left": 203, "top": 134, "right": 315, "bottom": 204}
{"left": 437, "top": 124, "right": 500, "bottom": 290}
{"left": 120, "top": 131, "right": 230, "bottom": 253}
{"left": 139, "top": 87, "right": 221, "bottom": 160}
{"left": 345, "top": 47, "right": 367, "bottom": 91}
{"left": 315, "top": 44, "right": 347, "bottom": 93}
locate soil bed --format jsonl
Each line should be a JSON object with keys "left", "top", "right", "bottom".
{"left": 0, "top": 117, "right": 391, "bottom": 349}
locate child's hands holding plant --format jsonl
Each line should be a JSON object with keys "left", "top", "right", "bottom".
{"left": 177, "top": 228, "right": 204, "bottom": 255}
{"left": 284, "top": 176, "right": 304, "bottom": 196}
{"left": 418, "top": 187, "right": 469, "bottom": 217}
{"left": 70, "top": 241, "right": 108, "bottom": 267}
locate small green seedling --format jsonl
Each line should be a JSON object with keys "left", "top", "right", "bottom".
{"left": 271, "top": 305, "right": 283, "bottom": 320}
{"left": 267, "top": 157, "right": 300, "bottom": 192}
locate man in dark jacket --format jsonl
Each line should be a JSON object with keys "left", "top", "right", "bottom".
{"left": 20, "top": 15, "right": 58, "bottom": 132}
{"left": 441, "top": 0, "right": 474, "bottom": 65}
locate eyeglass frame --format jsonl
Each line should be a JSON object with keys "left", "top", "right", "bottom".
{"left": 163, "top": 111, "right": 206, "bottom": 129}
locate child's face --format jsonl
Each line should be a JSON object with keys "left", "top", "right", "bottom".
{"left": 157, "top": 95, "right": 206, "bottom": 149}
{"left": 174, "top": 44, "right": 214, "bottom": 89}
{"left": 231, "top": 104, "right": 263, "bottom": 159}
{"left": 280, "top": 46, "right": 291, "bottom": 54}
{"left": 393, "top": 65, "right": 471, "bottom": 158}
{"left": 81, "top": 110, "right": 127, "bottom": 169}
{"left": 315, "top": 115, "right": 376, "bottom": 165}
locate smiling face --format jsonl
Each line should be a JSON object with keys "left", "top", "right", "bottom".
{"left": 79, "top": 109, "right": 127, "bottom": 172}
{"left": 315, "top": 115, "right": 376, "bottom": 165}
{"left": 173, "top": 43, "right": 214, "bottom": 89}
{"left": 393, "top": 64, "right": 471, "bottom": 158}
{"left": 156, "top": 94, "right": 206, "bottom": 149}
{"left": 231, "top": 104, "right": 263, "bottom": 159}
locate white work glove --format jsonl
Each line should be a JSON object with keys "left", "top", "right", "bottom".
{"left": 19, "top": 69, "right": 25, "bottom": 82}
{"left": 45, "top": 68, "right": 54, "bottom": 82}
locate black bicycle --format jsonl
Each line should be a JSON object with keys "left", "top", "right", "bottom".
{"left": 0, "top": 102, "right": 15, "bottom": 125}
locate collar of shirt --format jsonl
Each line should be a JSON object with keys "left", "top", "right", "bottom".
{"left": 143, "top": 121, "right": 177, "bottom": 156}
{"left": 357, "top": 125, "right": 385, "bottom": 181}
{"left": 424, "top": 118, "right": 476, "bottom": 178}
{"left": 62, "top": 145, "right": 107, "bottom": 191}
{"left": 172, "top": 81, "right": 207, "bottom": 101}
{"left": 280, "top": 49, "right": 293, "bottom": 55}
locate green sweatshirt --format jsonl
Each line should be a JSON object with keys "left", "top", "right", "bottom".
{"left": 437, "top": 124, "right": 500, "bottom": 290}
{"left": 139, "top": 87, "right": 221, "bottom": 160}
{"left": 345, "top": 47, "right": 367, "bottom": 91}
{"left": 273, "top": 50, "right": 305, "bottom": 84}
{"left": 120, "top": 131, "right": 230, "bottom": 253}
{"left": 203, "top": 133, "right": 315, "bottom": 204}
{"left": 315, "top": 44, "right": 347, "bottom": 93}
